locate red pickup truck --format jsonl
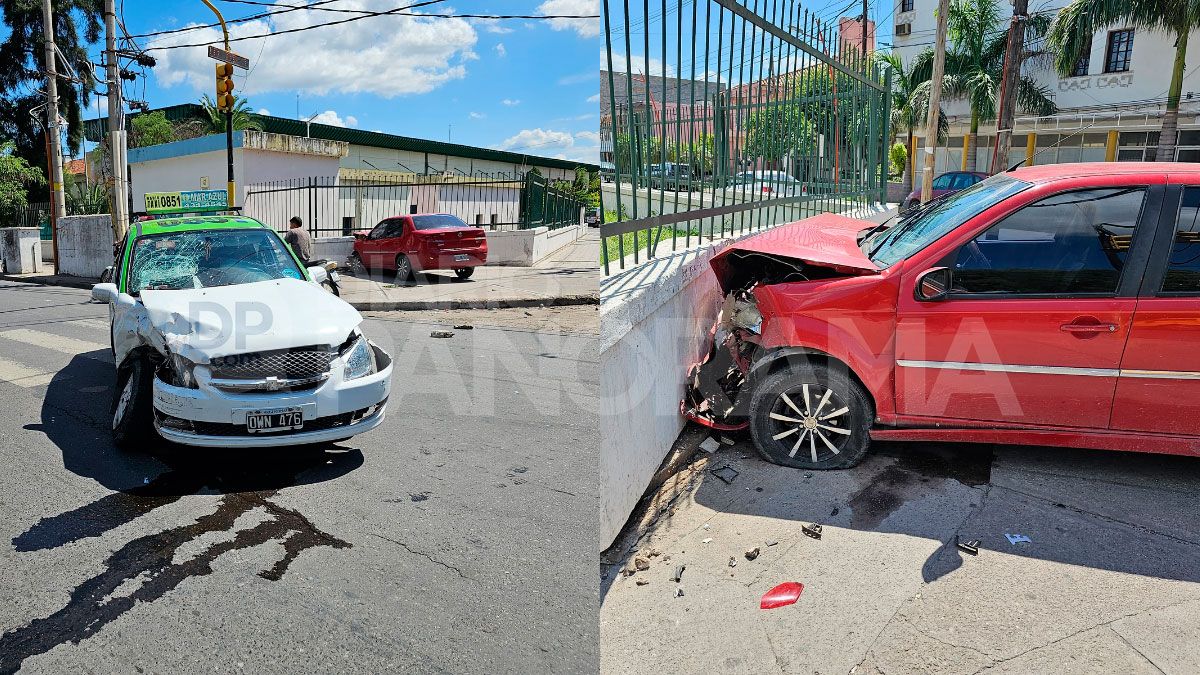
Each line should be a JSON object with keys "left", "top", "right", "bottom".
{"left": 352, "top": 214, "right": 488, "bottom": 281}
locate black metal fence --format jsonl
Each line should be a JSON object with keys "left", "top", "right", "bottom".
{"left": 243, "top": 174, "right": 587, "bottom": 237}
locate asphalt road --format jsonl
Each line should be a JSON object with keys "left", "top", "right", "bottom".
{"left": 601, "top": 431, "right": 1200, "bottom": 673}
{"left": 0, "top": 280, "right": 598, "bottom": 674}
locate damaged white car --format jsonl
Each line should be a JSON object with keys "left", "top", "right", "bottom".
{"left": 91, "top": 215, "right": 392, "bottom": 449}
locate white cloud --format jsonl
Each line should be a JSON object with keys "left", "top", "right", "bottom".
{"left": 495, "top": 43, "right": 507, "bottom": 57}
{"left": 497, "top": 127, "right": 599, "bottom": 163}
{"left": 475, "top": 18, "right": 514, "bottom": 34}
{"left": 150, "top": 3, "right": 478, "bottom": 98}
{"left": 309, "top": 110, "right": 357, "bottom": 127}
{"left": 605, "top": 52, "right": 674, "bottom": 76}
{"left": 558, "top": 71, "right": 597, "bottom": 86}
{"left": 537, "top": 0, "right": 599, "bottom": 38}
{"left": 501, "top": 98, "right": 521, "bottom": 106}
{"left": 586, "top": 93, "right": 600, "bottom": 103}
{"left": 256, "top": 107, "right": 271, "bottom": 115}
{"left": 469, "top": 111, "right": 486, "bottom": 119}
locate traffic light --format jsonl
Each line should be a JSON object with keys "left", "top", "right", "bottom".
{"left": 215, "top": 63, "right": 235, "bottom": 112}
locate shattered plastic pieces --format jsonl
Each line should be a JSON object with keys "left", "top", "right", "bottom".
{"left": 957, "top": 537, "right": 981, "bottom": 555}
{"left": 430, "top": 330, "right": 455, "bottom": 338}
{"left": 1005, "top": 533, "right": 1032, "bottom": 545}
{"left": 760, "top": 582, "right": 804, "bottom": 609}
{"left": 744, "top": 547, "right": 760, "bottom": 561}
{"left": 699, "top": 437, "right": 722, "bottom": 454}
{"left": 671, "top": 565, "right": 685, "bottom": 582}
{"left": 802, "top": 523, "right": 823, "bottom": 540}
{"left": 711, "top": 465, "right": 740, "bottom": 484}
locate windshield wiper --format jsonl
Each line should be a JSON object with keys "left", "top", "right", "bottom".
{"left": 868, "top": 194, "right": 950, "bottom": 259}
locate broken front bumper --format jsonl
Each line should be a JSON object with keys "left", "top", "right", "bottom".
{"left": 681, "top": 328, "right": 755, "bottom": 431}
{"left": 151, "top": 345, "right": 393, "bottom": 448}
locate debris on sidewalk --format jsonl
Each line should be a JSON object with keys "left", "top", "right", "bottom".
{"left": 802, "top": 523, "right": 823, "bottom": 540}
{"left": 674, "top": 588, "right": 685, "bottom": 598}
{"left": 711, "top": 465, "right": 740, "bottom": 484}
{"left": 760, "top": 581, "right": 804, "bottom": 609}
{"left": 671, "top": 564, "right": 686, "bottom": 582}
{"left": 1005, "top": 533, "right": 1032, "bottom": 545}
{"left": 633, "top": 556, "right": 650, "bottom": 571}
{"left": 699, "top": 436, "right": 722, "bottom": 454}
{"left": 956, "top": 537, "right": 981, "bottom": 556}
{"left": 765, "top": 539, "right": 778, "bottom": 547}
{"left": 744, "top": 547, "right": 760, "bottom": 561}
{"left": 430, "top": 330, "right": 455, "bottom": 338}
{"left": 452, "top": 324, "right": 474, "bottom": 330}
{"left": 719, "top": 435, "right": 736, "bottom": 445}
{"left": 635, "top": 578, "right": 650, "bottom": 586}
{"left": 702, "top": 537, "right": 713, "bottom": 544}
{"left": 728, "top": 556, "right": 738, "bottom": 568}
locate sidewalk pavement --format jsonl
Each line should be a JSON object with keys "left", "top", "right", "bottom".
{"left": 0, "top": 230, "right": 600, "bottom": 311}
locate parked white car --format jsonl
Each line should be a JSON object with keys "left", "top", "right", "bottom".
{"left": 91, "top": 215, "right": 392, "bottom": 448}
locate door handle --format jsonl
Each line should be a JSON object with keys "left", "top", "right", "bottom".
{"left": 1060, "top": 319, "right": 1118, "bottom": 334}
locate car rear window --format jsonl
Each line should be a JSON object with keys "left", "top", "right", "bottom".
{"left": 412, "top": 214, "right": 470, "bottom": 230}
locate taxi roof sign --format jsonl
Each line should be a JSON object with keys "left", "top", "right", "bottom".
{"left": 145, "top": 189, "right": 230, "bottom": 214}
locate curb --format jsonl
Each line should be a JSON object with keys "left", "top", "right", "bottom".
{"left": 0, "top": 274, "right": 600, "bottom": 311}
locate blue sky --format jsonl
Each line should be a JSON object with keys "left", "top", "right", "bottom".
{"left": 83, "top": 1, "right": 600, "bottom": 162}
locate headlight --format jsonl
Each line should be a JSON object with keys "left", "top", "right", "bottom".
{"left": 168, "top": 352, "right": 198, "bottom": 388}
{"left": 342, "top": 334, "right": 377, "bottom": 380}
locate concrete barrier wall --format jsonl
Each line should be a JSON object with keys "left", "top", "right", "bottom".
{"left": 312, "top": 236, "right": 356, "bottom": 265}
{"left": 57, "top": 215, "right": 114, "bottom": 278}
{"left": 0, "top": 228, "right": 44, "bottom": 274}
{"left": 485, "top": 224, "right": 587, "bottom": 266}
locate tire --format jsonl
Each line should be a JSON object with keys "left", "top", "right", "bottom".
{"left": 112, "top": 356, "right": 156, "bottom": 450}
{"left": 453, "top": 267, "right": 475, "bottom": 280}
{"left": 395, "top": 254, "right": 415, "bottom": 283}
{"left": 348, "top": 252, "right": 366, "bottom": 276}
{"left": 748, "top": 361, "right": 873, "bottom": 470}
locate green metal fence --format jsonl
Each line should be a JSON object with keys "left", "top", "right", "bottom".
{"left": 522, "top": 173, "right": 587, "bottom": 230}
{"left": 600, "top": 0, "right": 891, "bottom": 273}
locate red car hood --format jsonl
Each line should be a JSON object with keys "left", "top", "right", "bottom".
{"left": 709, "top": 213, "right": 880, "bottom": 291}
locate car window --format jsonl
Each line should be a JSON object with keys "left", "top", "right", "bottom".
{"left": 1162, "top": 186, "right": 1200, "bottom": 293}
{"left": 932, "top": 174, "right": 953, "bottom": 190}
{"left": 412, "top": 214, "right": 469, "bottom": 230}
{"left": 950, "top": 173, "right": 975, "bottom": 190}
{"left": 368, "top": 221, "right": 389, "bottom": 240}
{"left": 951, "top": 187, "right": 1146, "bottom": 296}
{"left": 126, "top": 228, "right": 304, "bottom": 294}
{"left": 866, "top": 174, "right": 1031, "bottom": 267}
{"left": 384, "top": 219, "right": 406, "bottom": 238}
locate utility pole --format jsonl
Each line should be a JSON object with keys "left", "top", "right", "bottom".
{"left": 41, "top": 0, "right": 67, "bottom": 227}
{"left": 861, "top": 2, "right": 868, "bottom": 59}
{"left": 920, "top": 0, "right": 951, "bottom": 204}
{"left": 990, "top": 0, "right": 1028, "bottom": 174}
{"left": 103, "top": 0, "right": 129, "bottom": 239}
{"left": 202, "top": 0, "right": 235, "bottom": 210}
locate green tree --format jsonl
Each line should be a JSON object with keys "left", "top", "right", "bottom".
{"left": 879, "top": 52, "right": 948, "bottom": 194}
{"left": 196, "top": 94, "right": 264, "bottom": 134}
{"left": 1049, "top": 0, "right": 1193, "bottom": 161}
{"left": 129, "top": 111, "right": 177, "bottom": 148}
{"left": 939, "top": 0, "right": 1057, "bottom": 172}
{"left": 614, "top": 133, "right": 661, "bottom": 182}
{"left": 0, "top": 142, "right": 47, "bottom": 208}
{"left": 889, "top": 142, "right": 908, "bottom": 180}
{"left": 0, "top": 1, "right": 102, "bottom": 202}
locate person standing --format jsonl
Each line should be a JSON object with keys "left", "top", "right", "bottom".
{"left": 283, "top": 215, "right": 313, "bottom": 264}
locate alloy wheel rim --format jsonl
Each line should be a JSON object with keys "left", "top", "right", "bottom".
{"left": 113, "top": 376, "right": 134, "bottom": 429}
{"left": 767, "top": 383, "right": 851, "bottom": 463}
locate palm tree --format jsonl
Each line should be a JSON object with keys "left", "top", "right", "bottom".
{"left": 1049, "top": 0, "right": 1194, "bottom": 161}
{"left": 938, "top": 0, "right": 1057, "bottom": 172}
{"left": 879, "top": 52, "right": 949, "bottom": 195}
{"left": 198, "top": 94, "right": 263, "bottom": 134}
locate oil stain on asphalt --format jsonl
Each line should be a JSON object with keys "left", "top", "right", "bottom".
{"left": 847, "top": 442, "right": 994, "bottom": 531}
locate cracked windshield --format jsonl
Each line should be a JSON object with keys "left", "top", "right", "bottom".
{"left": 128, "top": 227, "right": 303, "bottom": 293}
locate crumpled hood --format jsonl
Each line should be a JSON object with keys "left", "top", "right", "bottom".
{"left": 709, "top": 213, "right": 880, "bottom": 291}
{"left": 139, "top": 278, "right": 361, "bottom": 362}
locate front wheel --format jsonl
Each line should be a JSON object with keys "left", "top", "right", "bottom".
{"left": 748, "top": 361, "right": 873, "bottom": 470}
{"left": 453, "top": 267, "right": 475, "bottom": 280}
{"left": 395, "top": 254, "right": 415, "bottom": 283}
{"left": 112, "top": 357, "right": 156, "bottom": 450}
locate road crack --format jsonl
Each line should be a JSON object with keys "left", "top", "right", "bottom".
{"left": 369, "top": 532, "right": 470, "bottom": 580}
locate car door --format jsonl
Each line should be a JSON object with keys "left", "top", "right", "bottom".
{"left": 1111, "top": 182, "right": 1200, "bottom": 435}
{"left": 894, "top": 181, "right": 1160, "bottom": 429}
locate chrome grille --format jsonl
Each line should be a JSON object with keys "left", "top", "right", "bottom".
{"left": 208, "top": 347, "right": 335, "bottom": 380}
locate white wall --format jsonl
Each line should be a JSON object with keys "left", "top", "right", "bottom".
{"left": 129, "top": 148, "right": 245, "bottom": 212}
{"left": 56, "top": 214, "right": 113, "bottom": 278}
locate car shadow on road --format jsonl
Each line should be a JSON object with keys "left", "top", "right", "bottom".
{"left": 603, "top": 429, "right": 1200, "bottom": 601}
{"left": 2, "top": 352, "right": 365, "bottom": 673}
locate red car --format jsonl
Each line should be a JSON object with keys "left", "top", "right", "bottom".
{"left": 684, "top": 162, "right": 1200, "bottom": 469}
{"left": 352, "top": 213, "right": 487, "bottom": 280}
{"left": 902, "top": 170, "right": 988, "bottom": 214}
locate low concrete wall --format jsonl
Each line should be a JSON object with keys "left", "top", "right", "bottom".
{"left": 41, "top": 240, "right": 54, "bottom": 262}
{"left": 0, "top": 228, "right": 44, "bottom": 274}
{"left": 598, "top": 204, "right": 895, "bottom": 548}
{"left": 57, "top": 214, "right": 114, "bottom": 278}
{"left": 312, "top": 236, "right": 355, "bottom": 264}
{"left": 485, "top": 224, "right": 586, "bottom": 266}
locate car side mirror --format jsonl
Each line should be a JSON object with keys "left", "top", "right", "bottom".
{"left": 91, "top": 282, "right": 118, "bottom": 304}
{"left": 308, "top": 266, "right": 329, "bottom": 284}
{"left": 915, "top": 267, "right": 951, "bottom": 302}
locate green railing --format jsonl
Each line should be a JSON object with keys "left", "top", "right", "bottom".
{"left": 522, "top": 173, "right": 587, "bottom": 230}
{"left": 600, "top": 0, "right": 891, "bottom": 273}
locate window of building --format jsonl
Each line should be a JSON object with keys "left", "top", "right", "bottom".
{"left": 895, "top": 22, "right": 911, "bottom": 36}
{"left": 1071, "top": 37, "right": 1091, "bottom": 76}
{"left": 900, "top": 0, "right": 913, "bottom": 11}
{"left": 1104, "top": 29, "right": 1134, "bottom": 73}
{"left": 952, "top": 187, "right": 1146, "bottom": 296}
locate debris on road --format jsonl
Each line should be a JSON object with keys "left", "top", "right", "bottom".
{"left": 430, "top": 330, "right": 455, "bottom": 338}
{"left": 633, "top": 556, "right": 650, "bottom": 571}
{"left": 672, "top": 565, "right": 686, "bottom": 582}
{"left": 760, "top": 581, "right": 804, "bottom": 609}
{"left": 699, "top": 436, "right": 722, "bottom": 454}
{"left": 765, "top": 539, "right": 778, "bottom": 547}
{"left": 956, "top": 537, "right": 981, "bottom": 555}
{"left": 1005, "top": 533, "right": 1032, "bottom": 545}
{"left": 635, "top": 578, "right": 650, "bottom": 586}
{"left": 744, "top": 547, "right": 760, "bottom": 561}
{"left": 702, "top": 537, "right": 713, "bottom": 544}
{"left": 711, "top": 465, "right": 740, "bottom": 484}
{"left": 452, "top": 324, "right": 474, "bottom": 330}
{"left": 674, "top": 588, "right": 685, "bottom": 598}
{"left": 802, "top": 523, "right": 823, "bottom": 540}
